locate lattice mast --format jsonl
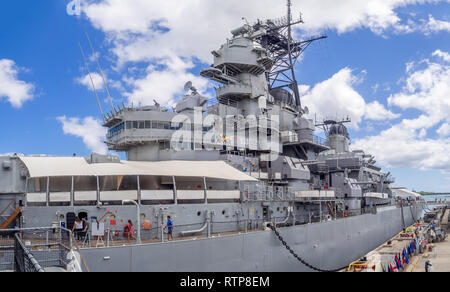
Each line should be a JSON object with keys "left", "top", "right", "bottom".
{"left": 254, "top": 0, "right": 326, "bottom": 110}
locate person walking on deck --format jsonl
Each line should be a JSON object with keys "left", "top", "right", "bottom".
{"left": 164, "top": 216, "right": 174, "bottom": 241}
{"left": 124, "top": 220, "right": 136, "bottom": 243}
{"left": 72, "top": 217, "right": 83, "bottom": 241}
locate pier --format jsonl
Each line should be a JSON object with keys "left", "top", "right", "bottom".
{"left": 408, "top": 206, "right": 450, "bottom": 272}
{"left": 345, "top": 204, "right": 449, "bottom": 272}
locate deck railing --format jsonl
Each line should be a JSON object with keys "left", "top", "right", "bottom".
{"left": 0, "top": 227, "right": 72, "bottom": 272}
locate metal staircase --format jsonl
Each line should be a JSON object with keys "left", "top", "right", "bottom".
{"left": 0, "top": 204, "right": 22, "bottom": 230}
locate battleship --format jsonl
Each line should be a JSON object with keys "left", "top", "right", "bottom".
{"left": 0, "top": 2, "right": 424, "bottom": 272}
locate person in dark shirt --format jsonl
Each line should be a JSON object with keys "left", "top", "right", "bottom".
{"left": 81, "top": 217, "right": 89, "bottom": 240}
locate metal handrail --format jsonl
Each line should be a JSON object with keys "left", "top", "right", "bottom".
{"left": 14, "top": 234, "right": 45, "bottom": 272}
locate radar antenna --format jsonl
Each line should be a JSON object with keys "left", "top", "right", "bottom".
{"left": 250, "top": 0, "right": 327, "bottom": 111}
{"left": 183, "top": 81, "right": 198, "bottom": 94}
{"left": 315, "top": 116, "right": 352, "bottom": 135}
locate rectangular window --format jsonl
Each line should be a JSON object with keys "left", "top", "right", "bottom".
{"left": 145, "top": 121, "right": 151, "bottom": 129}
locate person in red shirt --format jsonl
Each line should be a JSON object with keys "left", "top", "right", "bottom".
{"left": 123, "top": 220, "right": 136, "bottom": 242}
{"left": 324, "top": 183, "right": 328, "bottom": 190}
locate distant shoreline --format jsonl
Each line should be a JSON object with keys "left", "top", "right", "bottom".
{"left": 419, "top": 192, "right": 450, "bottom": 196}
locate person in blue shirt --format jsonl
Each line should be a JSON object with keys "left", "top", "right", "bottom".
{"left": 165, "top": 216, "right": 174, "bottom": 241}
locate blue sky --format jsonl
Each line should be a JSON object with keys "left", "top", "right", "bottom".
{"left": 0, "top": 0, "right": 449, "bottom": 192}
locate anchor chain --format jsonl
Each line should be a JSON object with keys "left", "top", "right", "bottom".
{"left": 270, "top": 225, "right": 346, "bottom": 272}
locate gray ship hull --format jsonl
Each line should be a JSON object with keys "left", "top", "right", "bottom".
{"left": 80, "top": 204, "right": 422, "bottom": 272}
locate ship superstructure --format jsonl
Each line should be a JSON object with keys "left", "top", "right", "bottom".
{"left": 0, "top": 2, "right": 424, "bottom": 272}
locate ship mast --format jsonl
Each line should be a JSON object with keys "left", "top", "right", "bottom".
{"left": 253, "top": 0, "right": 327, "bottom": 112}
{"left": 286, "top": 0, "right": 301, "bottom": 108}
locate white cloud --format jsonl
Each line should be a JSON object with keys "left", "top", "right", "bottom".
{"left": 57, "top": 116, "right": 108, "bottom": 155}
{"left": 393, "top": 14, "right": 450, "bottom": 35}
{"left": 0, "top": 59, "right": 34, "bottom": 108}
{"left": 437, "top": 123, "right": 450, "bottom": 137}
{"left": 353, "top": 50, "right": 450, "bottom": 172}
{"left": 365, "top": 101, "right": 401, "bottom": 121}
{"left": 300, "top": 68, "right": 399, "bottom": 127}
{"left": 78, "top": 0, "right": 449, "bottom": 108}
{"left": 301, "top": 68, "right": 365, "bottom": 127}
{"left": 81, "top": 1, "right": 448, "bottom": 64}
{"left": 76, "top": 72, "right": 104, "bottom": 92}
{"left": 352, "top": 120, "right": 450, "bottom": 171}
{"left": 124, "top": 56, "right": 210, "bottom": 107}
{"left": 388, "top": 52, "right": 450, "bottom": 124}
{"left": 423, "top": 15, "right": 450, "bottom": 34}
{"left": 433, "top": 49, "right": 450, "bottom": 62}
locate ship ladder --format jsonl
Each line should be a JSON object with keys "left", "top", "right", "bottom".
{"left": 0, "top": 199, "right": 15, "bottom": 217}
{"left": 327, "top": 203, "right": 335, "bottom": 219}
{"left": 0, "top": 206, "right": 22, "bottom": 229}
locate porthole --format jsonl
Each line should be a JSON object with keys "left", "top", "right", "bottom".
{"left": 222, "top": 210, "right": 226, "bottom": 215}
{"left": 197, "top": 211, "right": 202, "bottom": 216}
{"left": 277, "top": 207, "right": 280, "bottom": 212}
{"left": 283, "top": 207, "right": 287, "bottom": 211}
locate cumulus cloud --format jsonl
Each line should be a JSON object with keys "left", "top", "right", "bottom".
{"left": 81, "top": 0, "right": 449, "bottom": 63}
{"left": 365, "top": 101, "right": 401, "bottom": 121}
{"left": 301, "top": 68, "right": 366, "bottom": 126}
{"left": 353, "top": 50, "right": 450, "bottom": 172}
{"left": 393, "top": 14, "right": 450, "bottom": 35}
{"left": 0, "top": 59, "right": 34, "bottom": 108}
{"left": 422, "top": 15, "right": 450, "bottom": 34}
{"left": 388, "top": 51, "right": 450, "bottom": 125}
{"left": 437, "top": 123, "right": 450, "bottom": 137}
{"left": 124, "top": 56, "right": 210, "bottom": 107}
{"left": 433, "top": 49, "right": 450, "bottom": 62}
{"left": 300, "top": 68, "right": 399, "bottom": 127}
{"left": 77, "top": 0, "right": 449, "bottom": 107}
{"left": 76, "top": 72, "right": 104, "bottom": 92}
{"left": 353, "top": 120, "right": 450, "bottom": 170}
{"left": 57, "top": 116, "right": 108, "bottom": 155}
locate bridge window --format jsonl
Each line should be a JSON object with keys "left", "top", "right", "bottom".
{"left": 108, "top": 122, "right": 125, "bottom": 137}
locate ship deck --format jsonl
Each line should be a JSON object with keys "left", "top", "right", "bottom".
{"left": 77, "top": 229, "right": 265, "bottom": 249}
